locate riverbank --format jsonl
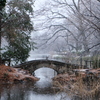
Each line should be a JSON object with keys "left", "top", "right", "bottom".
{"left": 52, "top": 69, "right": 100, "bottom": 99}
{"left": 0, "top": 64, "right": 39, "bottom": 85}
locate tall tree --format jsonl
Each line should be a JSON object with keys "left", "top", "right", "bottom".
{"left": 1, "top": 0, "right": 35, "bottom": 65}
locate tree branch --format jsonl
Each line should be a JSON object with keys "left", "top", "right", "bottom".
{"left": 88, "top": 43, "right": 100, "bottom": 50}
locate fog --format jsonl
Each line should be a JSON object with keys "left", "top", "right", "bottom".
{"left": 28, "top": 0, "right": 100, "bottom": 62}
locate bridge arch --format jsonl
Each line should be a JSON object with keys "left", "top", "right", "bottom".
{"left": 25, "top": 62, "right": 60, "bottom": 74}
{"left": 34, "top": 63, "right": 59, "bottom": 74}
{"left": 33, "top": 67, "right": 57, "bottom": 77}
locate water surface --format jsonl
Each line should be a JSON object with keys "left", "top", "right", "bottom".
{"left": 0, "top": 67, "right": 71, "bottom": 100}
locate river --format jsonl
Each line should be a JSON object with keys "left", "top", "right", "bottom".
{"left": 0, "top": 67, "right": 71, "bottom": 100}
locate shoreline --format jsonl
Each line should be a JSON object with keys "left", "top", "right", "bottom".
{"left": 0, "top": 64, "right": 39, "bottom": 85}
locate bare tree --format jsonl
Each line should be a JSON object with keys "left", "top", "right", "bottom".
{"left": 34, "top": 0, "right": 100, "bottom": 55}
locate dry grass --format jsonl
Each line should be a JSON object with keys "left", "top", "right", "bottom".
{"left": 0, "top": 64, "right": 39, "bottom": 84}
{"left": 70, "top": 79, "right": 100, "bottom": 98}
{"left": 53, "top": 74, "right": 100, "bottom": 100}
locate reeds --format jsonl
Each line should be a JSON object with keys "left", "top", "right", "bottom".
{"left": 70, "top": 78, "right": 100, "bottom": 99}
{"left": 53, "top": 75, "right": 100, "bottom": 100}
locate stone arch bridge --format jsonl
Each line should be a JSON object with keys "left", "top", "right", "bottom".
{"left": 14, "top": 59, "right": 82, "bottom": 74}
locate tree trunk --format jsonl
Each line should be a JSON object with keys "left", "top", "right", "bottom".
{"left": 0, "top": 7, "right": 2, "bottom": 64}
{"left": 0, "top": 0, "right": 6, "bottom": 64}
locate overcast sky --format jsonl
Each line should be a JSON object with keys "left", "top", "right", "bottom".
{"left": 34, "top": 0, "right": 47, "bottom": 10}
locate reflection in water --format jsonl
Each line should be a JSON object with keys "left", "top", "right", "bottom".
{"left": 28, "top": 91, "right": 71, "bottom": 100}
{"left": 0, "top": 67, "right": 71, "bottom": 100}
{"left": 0, "top": 86, "right": 25, "bottom": 100}
{"left": 0, "top": 84, "right": 71, "bottom": 100}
